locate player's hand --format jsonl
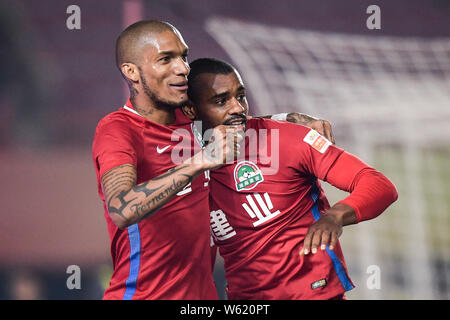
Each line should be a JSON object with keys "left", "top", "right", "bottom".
{"left": 285, "top": 113, "right": 335, "bottom": 144}
{"left": 300, "top": 213, "right": 343, "bottom": 256}
{"left": 201, "top": 124, "right": 245, "bottom": 170}
{"left": 307, "top": 119, "right": 335, "bottom": 145}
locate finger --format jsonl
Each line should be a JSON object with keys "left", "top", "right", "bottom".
{"left": 301, "top": 230, "right": 314, "bottom": 256}
{"left": 226, "top": 124, "right": 244, "bottom": 131}
{"left": 329, "top": 231, "right": 338, "bottom": 251}
{"left": 322, "top": 120, "right": 335, "bottom": 145}
{"left": 320, "top": 231, "right": 331, "bottom": 251}
{"left": 236, "top": 131, "right": 245, "bottom": 142}
{"left": 311, "top": 120, "right": 324, "bottom": 136}
{"left": 310, "top": 230, "right": 322, "bottom": 254}
{"left": 234, "top": 141, "right": 241, "bottom": 158}
{"left": 320, "top": 120, "right": 329, "bottom": 140}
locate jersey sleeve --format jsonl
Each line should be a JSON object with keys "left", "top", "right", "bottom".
{"left": 293, "top": 127, "right": 344, "bottom": 180}
{"left": 92, "top": 117, "right": 138, "bottom": 178}
{"left": 277, "top": 121, "right": 397, "bottom": 223}
{"left": 325, "top": 151, "right": 398, "bottom": 223}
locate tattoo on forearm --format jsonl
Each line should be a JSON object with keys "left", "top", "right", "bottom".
{"left": 151, "top": 165, "right": 189, "bottom": 181}
{"left": 107, "top": 189, "right": 138, "bottom": 221}
{"left": 286, "top": 113, "right": 315, "bottom": 125}
{"left": 130, "top": 175, "right": 191, "bottom": 219}
{"left": 102, "top": 164, "right": 193, "bottom": 224}
{"left": 256, "top": 113, "right": 316, "bottom": 125}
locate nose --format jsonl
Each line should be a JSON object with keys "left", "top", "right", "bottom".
{"left": 174, "top": 57, "right": 190, "bottom": 77}
{"left": 228, "top": 97, "right": 246, "bottom": 115}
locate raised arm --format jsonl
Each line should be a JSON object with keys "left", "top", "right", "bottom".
{"left": 102, "top": 124, "right": 244, "bottom": 229}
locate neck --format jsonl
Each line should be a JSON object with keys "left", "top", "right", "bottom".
{"left": 131, "top": 92, "right": 176, "bottom": 125}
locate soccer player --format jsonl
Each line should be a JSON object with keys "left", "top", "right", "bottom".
{"left": 183, "top": 58, "right": 398, "bottom": 300}
{"left": 92, "top": 20, "right": 332, "bottom": 300}
{"left": 92, "top": 21, "right": 247, "bottom": 299}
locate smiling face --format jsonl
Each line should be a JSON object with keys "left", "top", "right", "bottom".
{"left": 190, "top": 70, "right": 249, "bottom": 132}
{"left": 136, "top": 29, "right": 190, "bottom": 109}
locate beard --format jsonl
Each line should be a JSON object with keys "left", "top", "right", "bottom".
{"left": 140, "top": 73, "right": 188, "bottom": 110}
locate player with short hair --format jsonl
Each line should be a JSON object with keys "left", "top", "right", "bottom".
{"left": 183, "top": 57, "right": 398, "bottom": 300}
{"left": 93, "top": 20, "right": 332, "bottom": 300}
{"left": 92, "top": 20, "right": 246, "bottom": 300}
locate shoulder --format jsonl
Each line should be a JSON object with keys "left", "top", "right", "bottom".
{"left": 96, "top": 109, "right": 131, "bottom": 130}
{"left": 248, "top": 117, "right": 335, "bottom": 154}
{"left": 247, "top": 117, "right": 311, "bottom": 136}
{"left": 94, "top": 109, "right": 138, "bottom": 137}
{"left": 93, "top": 109, "right": 141, "bottom": 151}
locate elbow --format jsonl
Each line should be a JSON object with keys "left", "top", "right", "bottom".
{"left": 107, "top": 200, "right": 134, "bottom": 230}
{"left": 113, "top": 218, "right": 132, "bottom": 230}
{"left": 108, "top": 212, "right": 133, "bottom": 230}
{"left": 391, "top": 185, "right": 399, "bottom": 203}
{"left": 385, "top": 179, "right": 399, "bottom": 206}
{"left": 348, "top": 172, "right": 399, "bottom": 223}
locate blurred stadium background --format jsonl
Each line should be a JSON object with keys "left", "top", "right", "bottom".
{"left": 0, "top": 0, "right": 448, "bottom": 299}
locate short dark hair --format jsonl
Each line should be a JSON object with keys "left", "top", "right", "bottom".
{"left": 187, "top": 58, "right": 236, "bottom": 103}
{"left": 115, "top": 20, "right": 175, "bottom": 70}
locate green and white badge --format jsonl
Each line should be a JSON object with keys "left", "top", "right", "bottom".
{"left": 234, "top": 161, "right": 264, "bottom": 191}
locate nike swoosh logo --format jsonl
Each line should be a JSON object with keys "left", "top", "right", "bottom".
{"left": 156, "top": 145, "right": 171, "bottom": 154}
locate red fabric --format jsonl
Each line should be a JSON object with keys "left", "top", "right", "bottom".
{"left": 325, "top": 151, "right": 399, "bottom": 223}
{"left": 92, "top": 101, "right": 218, "bottom": 300}
{"left": 209, "top": 118, "right": 397, "bottom": 300}
{"left": 210, "top": 119, "right": 353, "bottom": 300}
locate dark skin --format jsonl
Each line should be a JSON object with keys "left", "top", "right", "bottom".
{"left": 183, "top": 70, "right": 357, "bottom": 256}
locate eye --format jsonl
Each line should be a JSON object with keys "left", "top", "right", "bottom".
{"left": 216, "top": 98, "right": 226, "bottom": 106}
{"left": 181, "top": 54, "right": 188, "bottom": 62}
{"left": 237, "top": 94, "right": 246, "bottom": 101}
{"left": 159, "top": 56, "right": 171, "bottom": 63}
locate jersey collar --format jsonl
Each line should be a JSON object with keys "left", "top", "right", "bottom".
{"left": 122, "top": 98, "right": 193, "bottom": 126}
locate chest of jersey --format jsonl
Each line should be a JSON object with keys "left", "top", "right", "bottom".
{"left": 210, "top": 155, "right": 317, "bottom": 245}
{"left": 133, "top": 122, "right": 210, "bottom": 207}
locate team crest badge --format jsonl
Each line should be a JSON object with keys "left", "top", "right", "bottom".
{"left": 234, "top": 161, "right": 264, "bottom": 191}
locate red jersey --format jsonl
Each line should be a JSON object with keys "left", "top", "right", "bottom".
{"left": 92, "top": 100, "right": 217, "bottom": 300}
{"left": 209, "top": 118, "right": 355, "bottom": 300}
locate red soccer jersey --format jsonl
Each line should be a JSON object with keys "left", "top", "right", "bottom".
{"left": 92, "top": 100, "right": 217, "bottom": 300}
{"left": 209, "top": 118, "right": 355, "bottom": 300}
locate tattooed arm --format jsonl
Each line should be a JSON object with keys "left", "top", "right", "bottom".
{"left": 101, "top": 124, "right": 244, "bottom": 229}
{"left": 257, "top": 112, "right": 335, "bottom": 144}
{"left": 101, "top": 162, "right": 202, "bottom": 229}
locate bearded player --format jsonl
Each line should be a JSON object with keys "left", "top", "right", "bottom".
{"left": 92, "top": 21, "right": 250, "bottom": 300}
{"left": 183, "top": 58, "right": 398, "bottom": 300}
{"left": 92, "top": 20, "right": 336, "bottom": 300}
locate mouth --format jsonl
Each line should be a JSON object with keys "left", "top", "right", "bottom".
{"left": 169, "top": 81, "right": 188, "bottom": 91}
{"left": 224, "top": 115, "right": 247, "bottom": 126}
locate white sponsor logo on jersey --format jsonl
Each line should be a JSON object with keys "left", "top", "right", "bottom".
{"left": 303, "top": 129, "right": 332, "bottom": 154}
{"left": 242, "top": 192, "right": 281, "bottom": 227}
{"left": 156, "top": 145, "right": 171, "bottom": 154}
{"left": 210, "top": 209, "right": 236, "bottom": 241}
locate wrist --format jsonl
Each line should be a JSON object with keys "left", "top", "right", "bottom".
{"left": 271, "top": 113, "right": 288, "bottom": 121}
{"left": 185, "top": 150, "right": 215, "bottom": 173}
{"left": 324, "top": 203, "right": 357, "bottom": 226}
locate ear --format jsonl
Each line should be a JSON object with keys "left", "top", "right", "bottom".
{"left": 182, "top": 101, "right": 197, "bottom": 120}
{"left": 121, "top": 62, "right": 140, "bottom": 83}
